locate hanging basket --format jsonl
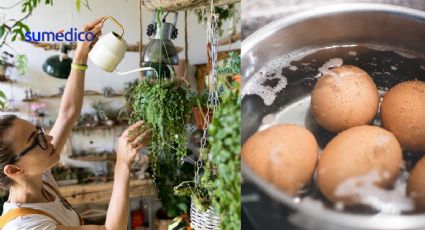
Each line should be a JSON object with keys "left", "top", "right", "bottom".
{"left": 141, "top": 0, "right": 240, "bottom": 11}
{"left": 190, "top": 201, "right": 220, "bottom": 230}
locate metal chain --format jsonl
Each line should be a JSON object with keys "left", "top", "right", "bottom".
{"left": 194, "top": 4, "right": 220, "bottom": 188}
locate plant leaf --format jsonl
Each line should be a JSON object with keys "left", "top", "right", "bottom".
{"left": 0, "top": 25, "right": 5, "bottom": 39}
{"left": 75, "top": 0, "right": 81, "bottom": 12}
{"left": 16, "top": 54, "right": 28, "bottom": 75}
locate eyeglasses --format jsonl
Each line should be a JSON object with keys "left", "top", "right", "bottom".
{"left": 14, "top": 126, "right": 48, "bottom": 162}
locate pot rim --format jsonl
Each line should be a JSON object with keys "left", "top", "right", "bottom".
{"left": 242, "top": 3, "right": 425, "bottom": 70}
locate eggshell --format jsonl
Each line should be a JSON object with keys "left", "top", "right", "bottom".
{"left": 311, "top": 65, "right": 379, "bottom": 133}
{"left": 242, "top": 124, "right": 318, "bottom": 195}
{"left": 317, "top": 125, "right": 403, "bottom": 204}
{"left": 381, "top": 80, "right": 425, "bottom": 152}
{"left": 407, "top": 156, "right": 425, "bottom": 211}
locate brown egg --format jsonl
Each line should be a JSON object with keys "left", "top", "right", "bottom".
{"left": 317, "top": 125, "right": 402, "bottom": 204}
{"left": 381, "top": 80, "right": 425, "bottom": 152}
{"left": 407, "top": 156, "right": 425, "bottom": 211}
{"left": 242, "top": 124, "right": 318, "bottom": 195}
{"left": 311, "top": 65, "right": 379, "bottom": 133}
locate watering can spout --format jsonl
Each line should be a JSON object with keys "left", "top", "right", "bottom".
{"left": 115, "top": 67, "right": 158, "bottom": 76}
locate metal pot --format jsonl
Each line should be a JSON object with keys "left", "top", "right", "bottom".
{"left": 241, "top": 3, "right": 425, "bottom": 230}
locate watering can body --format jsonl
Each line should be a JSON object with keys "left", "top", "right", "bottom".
{"left": 89, "top": 32, "right": 128, "bottom": 72}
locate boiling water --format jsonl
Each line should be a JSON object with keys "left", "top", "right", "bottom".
{"left": 249, "top": 45, "right": 425, "bottom": 215}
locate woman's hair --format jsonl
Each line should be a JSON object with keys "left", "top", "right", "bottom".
{"left": 0, "top": 114, "right": 17, "bottom": 187}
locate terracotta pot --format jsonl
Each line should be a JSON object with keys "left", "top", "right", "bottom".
{"left": 232, "top": 74, "right": 241, "bottom": 83}
{"left": 192, "top": 107, "right": 212, "bottom": 130}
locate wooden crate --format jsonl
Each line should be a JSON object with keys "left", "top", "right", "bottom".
{"left": 59, "top": 179, "right": 156, "bottom": 206}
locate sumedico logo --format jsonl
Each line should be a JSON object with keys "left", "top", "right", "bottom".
{"left": 24, "top": 28, "right": 95, "bottom": 42}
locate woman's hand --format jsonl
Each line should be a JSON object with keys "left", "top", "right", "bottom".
{"left": 74, "top": 16, "right": 105, "bottom": 64}
{"left": 116, "top": 121, "right": 152, "bottom": 167}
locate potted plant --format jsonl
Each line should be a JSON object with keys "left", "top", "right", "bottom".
{"left": 208, "top": 80, "right": 241, "bottom": 230}
{"left": 125, "top": 77, "right": 194, "bottom": 229}
{"left": 191, "top": 89, "right": 210, "bottom": 130}
{"left": 217, "top": 51, "right": 241, "bottom": 83}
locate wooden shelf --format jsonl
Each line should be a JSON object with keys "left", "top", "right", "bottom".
{"left": 72, "top": 123, "right": 128, "bottom": 131}
{"left": 0, "top": 78, "right": 14, "bottom": 83}
{"left": 59, "top": 179, "right": 156, "bottom": 206}
{"left": 22, "top": 90, "right": 124, "bottom": 102}
{"left": 68, "top": 154, "right": 116, "bottom": 162}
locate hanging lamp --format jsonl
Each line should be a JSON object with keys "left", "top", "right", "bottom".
{"left": 42, "top": 44, "right": 72, "bottom": 79}
{"left": 141, "top": 11, "right": 179, "bottom": 78}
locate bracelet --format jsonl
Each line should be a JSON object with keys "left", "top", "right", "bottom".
{"left": 71, "top": 63, "right": 88, "bottom": 71}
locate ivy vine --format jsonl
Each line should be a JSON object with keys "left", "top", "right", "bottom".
{"left": 194, "top": 4, "right": 236, "bottom": 36}
{"left": 127, "top": 78, "right": 193, "bottom": 178}
{"left": 209, "top": 81, "right": 241, "bottom": 230}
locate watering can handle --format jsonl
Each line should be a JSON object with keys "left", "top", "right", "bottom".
{"left": 151, "top": 11, "right": 178, "bottom": 26}
{"left": 171, "top": 12, "right": 178, "bottom": 26}
{"left": 102, "top": 16, "right": 125, "bottom": 38}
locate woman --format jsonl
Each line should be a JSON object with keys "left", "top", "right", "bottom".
{"left": 0, "top": 17, "right": 151, "bottom": 229}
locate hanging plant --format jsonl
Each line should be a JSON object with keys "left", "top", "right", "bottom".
{"left": 174, "top": 81, "right": 240, "bottom": 223}
{"left": 217, "top": 51, "right": 240, "bottom": 75}
{"left": 209, "top": 80, "right": 240, "bottom": 230}
{"left": 194, "top": 4, "right": 236, "bottom": 36}
{"left": 127, "top": 78, "right": 193, "bottom": 178}
{"left": 126, "top": 78, "right": 195, "bottom": 221}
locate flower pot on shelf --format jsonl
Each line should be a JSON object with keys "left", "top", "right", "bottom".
{"left": 232, "top": 74, "right": 240, "bottom": 83}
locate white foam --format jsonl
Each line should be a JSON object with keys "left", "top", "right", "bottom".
{"left": 318, "top": 58, "right": 344, "bottom": 75}
{"left": 334, "top": 169, "right": 414, "bottom": 214}
{"left": 367, "top": 45, "right": 419, "bottom": 59}
{"left": 391, "top": 65, "right": 398, "bottom": 71}
{"left": 242, "top": 73, "right": 288, "bottom": 106}
{"left": 242, "top": 48, "right": 319, "bottom": 106}
{"left": 335, "top": 202, "right": 345, "bottom": 211}
{"left": 348, "top": 51, "right": 357, "bottom": 56}
{"left": 299, "top": 197, "right": 325, "bottom": 209}
{"left": 289, "top": 65, "right": 298, "bottom": 71}
{"left": 315, "top": 58, "right": 345, "bottom": 84}
{"left": 262, "top": 113, "right": 276, "bottom": 124}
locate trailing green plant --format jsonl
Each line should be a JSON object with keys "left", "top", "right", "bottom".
{"left": 194, "top": 4, "right": 236, "bottom": 36}
{"left": 217, "top": 51, "right": 240, "bottom": 75}
{"left": 128, "top": 79, "right": 193, "bottom": 178}
{"left": 208, "top": 80, "right": 241, "bottom": 230}
{"left": 153, "top": 153, "right": 194, "bottom": 218}
{"left": 0, "top": 90, "right": 7, "bottom": 110}
{"left": 174, "top": 148, "right": 217, "bottom": 212}
{"left": 126, "top": 78, "right": 195, "bottom": 221}
{"left": 174, "top": 80, "right": 240, "bottom": 222}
